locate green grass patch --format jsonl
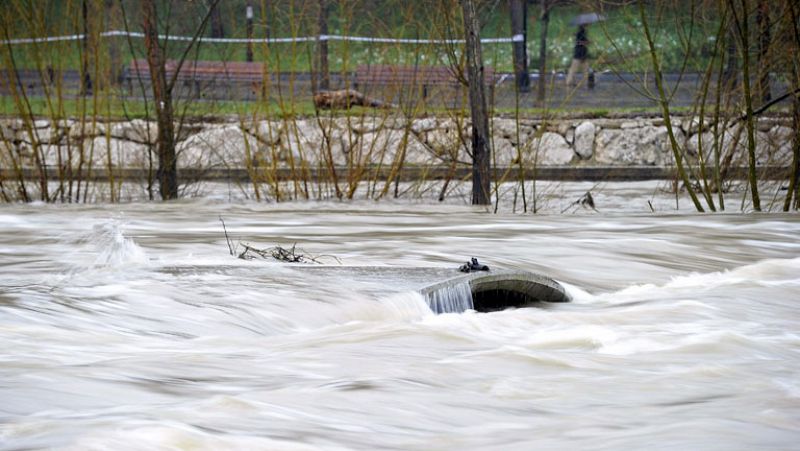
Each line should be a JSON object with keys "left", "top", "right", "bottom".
{"left": 2, "top": 3, "right": 717, "bottom": 74}
{"left": 0, "top": 92, "right": 322, "bottom": 120}
{"left": 4, "top": 91, "right": 701, "bottom": 121}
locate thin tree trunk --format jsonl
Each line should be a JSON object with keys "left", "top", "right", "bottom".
{"left": 139, "top": 0, "right": 219, "bottom": 200}
{"left": 756, "top": 0, "right": 771, "bottom": 104}
{"left": 712, "top": 7, "right": 728, "bottom": 210}
{"left": 461, "top": 0, "right": 491, "bottom": 205}
{"left": 209, "top": 0, "right": 225, "bottom": 38}
{"left": 263, "top": 0, "right": 272, "bottom": 42}
{"left": 639, "top": 0, "right": 704, "bottom": 212}
{"left": 784, "top": 0, "right": 800, "bottom": 210}
{"left": 81, "top": 0, "right": 92, "bottom": 95}
{"left": 142, "top": 0, "right": 178, "bottom": 200}
{"left": 537, "top": 0, "right": 549, "bottom": 105}
{"left": 510, "top": 0, "right": 529, "bottom": 92}
{"left": 729, "top": 0, "right": 761, "bottom": 211}
{"left": 723, "top": 19, "right": 738, "bottom": 89}
{"left": 787, "top": 72, "right": 800, "bottom": 210}
{"left": 318, "top": 0, "right": 330, "bottom": 90}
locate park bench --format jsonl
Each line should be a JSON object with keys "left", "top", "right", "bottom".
{"left": 124, "top": 59, "right": 266, "bottom": 99}
{"left": 354, "top": 64, "right": 495, "bottom": 100}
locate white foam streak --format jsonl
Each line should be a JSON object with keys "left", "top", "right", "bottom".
{"left": 580, "top": 257, "right": 800, "bottom": 305}
{"left": 66, "top": 424, "right": 324, "bottom": 451}
{"left": 337, "top": 291, "right": 433, "bottom": 322}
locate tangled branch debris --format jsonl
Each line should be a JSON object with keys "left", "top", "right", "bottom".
{"left": 561, "top": 191, "right": 598, "bottom": 214}
{"left": 219, "top": 216, "right": 339, "bottom": 264}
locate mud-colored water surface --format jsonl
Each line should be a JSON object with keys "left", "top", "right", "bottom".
{"left": 1, "top": 182, "right": 799, "bottom": 450}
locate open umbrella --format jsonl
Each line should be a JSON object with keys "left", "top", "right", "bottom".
{"left": 570, "top": 13, "right": 606, "bottom": 26}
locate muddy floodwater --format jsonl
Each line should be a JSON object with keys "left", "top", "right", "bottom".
{"left": 1, "top": 182, "right": 799, "bottom": 450}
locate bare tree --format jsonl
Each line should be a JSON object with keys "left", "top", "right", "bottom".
{"left": 722, "top": 15, "right": 738, "bottom": 89}
{"left": 139, "top": 0, "right": 219, "bottom": 200}
{"left": 638, "top": 0, "right": 705, "bottom": 212}
{"left": 461, "top": 0, "right": 491, "bottom": 205}
{"left": 756, "top": 0, "right": 771, "bottom": 104}
{"left": 208, "top": 0, "right": 225, "bottom": 38}
{"left": 728, "top": 0, "right": 761, "bottom": 211}
{"left": 80, "top": 0, "right": 92, "bottom": 95}
{"left": 784, "top": 0, "right": 800, "bottom": 211}
{"left": 317, "top": 0, "right": 331, "bottom": 90}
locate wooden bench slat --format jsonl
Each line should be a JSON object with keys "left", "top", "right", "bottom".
{"left": 128, "top": 59, "right": 265, "bottom": 82}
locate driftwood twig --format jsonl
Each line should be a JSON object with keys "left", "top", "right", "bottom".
{"left": 561, "top": 191, "right": 598, "bottom": 214}
{"left": 220, "top": 216, "right": 236, "bottom": 256}
{"left": 219, "top": 217, "right": 340, "bottom": 264}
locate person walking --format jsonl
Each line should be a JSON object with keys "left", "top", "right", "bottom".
{"left": 566, "top": 24, "right": 590, "bottom": 87}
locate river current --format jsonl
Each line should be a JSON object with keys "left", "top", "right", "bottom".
{"left": 1, "top": 182, "right": 799, "bottom": 450}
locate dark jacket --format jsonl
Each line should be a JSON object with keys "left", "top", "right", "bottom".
{"left": 574, "top": 26, "right": 589, "bottom": 60}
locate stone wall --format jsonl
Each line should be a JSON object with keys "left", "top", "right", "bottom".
{"left": 0, "top": 115, "right": 793, "bottom": 170}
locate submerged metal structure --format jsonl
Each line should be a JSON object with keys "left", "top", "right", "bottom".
{"left": 162, "top": 264, "right": 571, "bottom": 314}
{"left": 295, "top": 266, "right": 571, "bottom": 314}
{"left": 419, "top": 269, "right": 571, "bottom": 313}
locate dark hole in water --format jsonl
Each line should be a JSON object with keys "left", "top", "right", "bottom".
{"left": 472, "top": 288, "right": 543, "bottom": 312}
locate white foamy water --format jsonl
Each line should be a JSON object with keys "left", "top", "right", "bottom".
{"left": 426, "top": 282, "right": 474, "bottom": 314}
{"left": 1, "top": 182, "right": 799, "bottom": 450}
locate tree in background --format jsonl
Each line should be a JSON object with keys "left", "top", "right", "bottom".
{"left": 80, "top": 0, "right": 92, "bottom": 96}
{"left": 317, "top": 0, "right": 331, "bottom": 91}
{"left": 139, "top": 0, "right": 220, "bottom": 200}
{"left": 605, "top": 0, "right": 800, "bottom": 212}
{"left": 784, "top": 0, "right": 800, "bottom": 211}
{"left": 755, "top": 0, "right": 771, "bottom": 104}
{"left": 208, "top": 0, "right": 225, "bottom": 39}
{"left": 460, "top": 0, "right": 492, "bottom": 205}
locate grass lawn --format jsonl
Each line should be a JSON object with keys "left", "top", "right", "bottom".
{"left": 3, "top": 89, "right": 695, "bottom": 121}
{"left": 0, "top": 93, "right": 318, "bottom": 120}
{"left": 2, "top": 2, "right": 716, "bottom": 74}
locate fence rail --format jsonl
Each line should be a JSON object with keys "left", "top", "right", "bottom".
{"left": 2, "top": 30, "right": 515, "bottom": 46}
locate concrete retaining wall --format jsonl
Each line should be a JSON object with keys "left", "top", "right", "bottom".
{"left": 1, "top": 115, "right": 793, "bottom": 171}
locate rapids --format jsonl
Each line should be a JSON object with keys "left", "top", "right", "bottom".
{"left": 1, "top": 182, "right": 799, "bottom": 450}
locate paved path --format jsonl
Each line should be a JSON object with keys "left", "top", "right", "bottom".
{"left": 2, "top": 69, "right": 789, "bottom": 111}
